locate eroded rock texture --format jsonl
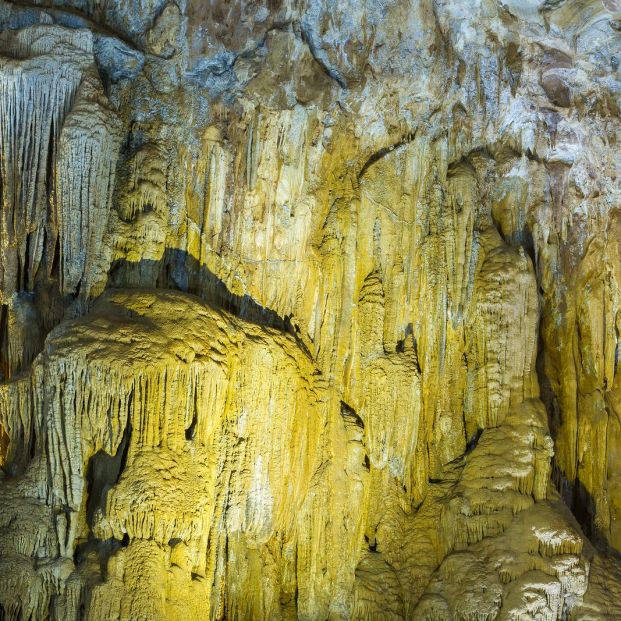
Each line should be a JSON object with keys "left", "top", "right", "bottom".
{"left": 1, "top": 0, "right": 621, "bottom": 619}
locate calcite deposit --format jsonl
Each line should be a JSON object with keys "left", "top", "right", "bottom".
{"left": 1, "top": 0, "right": 621, "bottom": 619}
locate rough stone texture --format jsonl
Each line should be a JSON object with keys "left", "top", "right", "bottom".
{"left": 1, "top": 0, "right": 621, "bottom": 619}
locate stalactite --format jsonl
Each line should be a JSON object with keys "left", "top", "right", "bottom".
{"left": 1, "top": 1, "right": 621, "bottom": 618}
{"left": 0, "top": 28, "right": 88, "bottom": 297}
{"left": 55, "top": 68, "right": 123, "bottom": 297}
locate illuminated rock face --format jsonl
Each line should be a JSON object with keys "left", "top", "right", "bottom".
{"left": 1, "top": 0, "right": 621, "bottom": 619}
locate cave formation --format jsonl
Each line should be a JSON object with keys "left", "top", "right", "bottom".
{"left": 1, "top": 0, "right": 621, "bottom": 619}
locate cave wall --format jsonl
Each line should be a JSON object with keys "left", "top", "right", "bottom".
{"left": 1, "top": 0, "right": 621, "bottom": 619}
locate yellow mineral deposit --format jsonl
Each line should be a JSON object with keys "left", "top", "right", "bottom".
{"left": 0, "top": 0, "right": 620, "bottom": 619}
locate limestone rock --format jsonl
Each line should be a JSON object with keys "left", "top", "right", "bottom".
{"left": 1, "top": 0, "right": 621, "bottom": 619}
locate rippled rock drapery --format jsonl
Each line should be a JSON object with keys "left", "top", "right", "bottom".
{"left": 1, "top": 0, "right": 621, "bottom": 619}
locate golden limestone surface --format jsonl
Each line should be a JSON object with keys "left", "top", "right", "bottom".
{"left": 1, "top": 0, "right": 621, "bottom": 619}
